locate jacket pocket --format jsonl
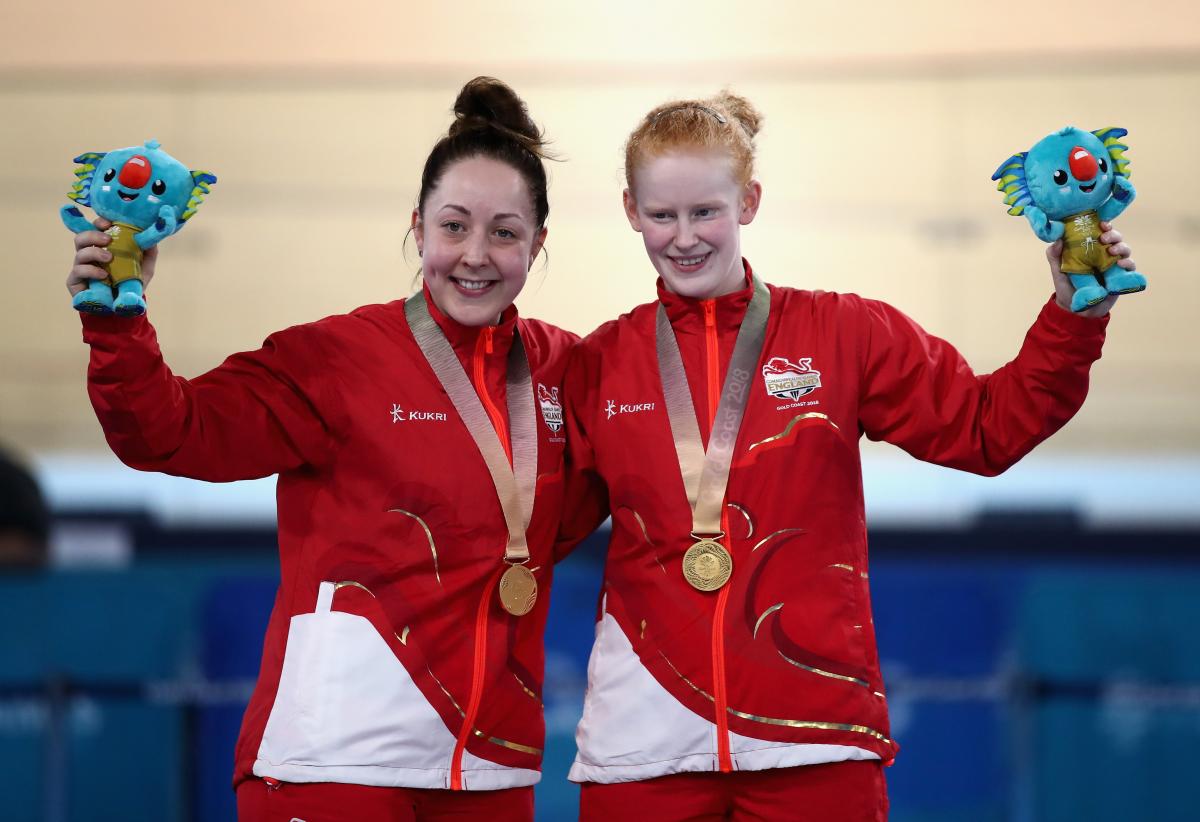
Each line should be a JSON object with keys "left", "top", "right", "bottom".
{"left": 256, "top": 582, "right": 459, "bottom": 772}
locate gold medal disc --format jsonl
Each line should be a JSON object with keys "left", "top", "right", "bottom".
{"left": 498, "top": 564, "right": 538, "bottom": 616}
{"left": 682, "top": 539, "right": 733, "bottom": 592}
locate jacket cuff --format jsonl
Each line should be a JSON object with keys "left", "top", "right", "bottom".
{"left": 80, "top": 312, "right": 150, "bottom": 339}
{"left": 1038, "top": 294, "right": 1110, "bottom": 336}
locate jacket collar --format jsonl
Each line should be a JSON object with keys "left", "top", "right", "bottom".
{"left": 658, "top": 259, "right": 755, "bottom": 335}
{"left": 420, "top": 281, "right": 519, "bottom": 361}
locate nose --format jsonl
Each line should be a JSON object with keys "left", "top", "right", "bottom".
{"left": 1068, "top": 146, "right": 1098, "bottom": 182}
{"left": 674, "top": 219, "right": 698, "bottom": 250}
{"left": 118, "top": 155, "right": 152, "bottom": 188}
{"left": 462, "top": 231, "right": 488, "bottom": 267}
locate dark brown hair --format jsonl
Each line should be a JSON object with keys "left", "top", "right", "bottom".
{"left": 417, "top": 77, "right": 551, "bottom": 228}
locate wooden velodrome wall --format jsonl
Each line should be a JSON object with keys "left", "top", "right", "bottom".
{"left": 2, "top": 4, "right": 1197, "bottom": 458}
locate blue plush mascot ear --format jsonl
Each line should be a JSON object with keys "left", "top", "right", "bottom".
{"left": 178, "top": 170, "right": 218, "bottom": 227}
{"left": 1091, "top": 127, "right": 1131, "bottom": 178}
{"left": 991, "top": 152, "right": 1032, "bottom": 216}
{"left": 67, "top": 152, "right": 107, "bottom": 208}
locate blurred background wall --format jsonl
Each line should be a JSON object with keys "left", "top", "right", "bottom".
{"left": 1, "top": 1, "right": 1198, "bottom": 820}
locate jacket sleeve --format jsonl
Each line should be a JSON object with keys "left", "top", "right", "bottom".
{"left": 856, "top": 295, "right": 1108, "bottom": 476}
{"left": 553, "top": 340, "right": 611, "bottom": 561}
{"left": 82, "top": 313, "right": 337, "bottom": 482}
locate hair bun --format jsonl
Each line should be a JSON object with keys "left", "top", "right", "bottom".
{"left": 711, "top": 91, "right": 763, "bottom": 140}
{"left": 449, "top": 76, "right": 548, "bottom": 158}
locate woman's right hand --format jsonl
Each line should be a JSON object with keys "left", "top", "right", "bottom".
{"left": 67, "top": 217, "right": 158, "bottom": 297}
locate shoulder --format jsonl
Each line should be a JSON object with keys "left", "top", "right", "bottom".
{"left": 577, "top": 299, "right": 659, "bottom": 355}
{"left": 765, "top": 283, "right": 891, "bottom": 327}
{"left": 518, "top": 318, "right": 581, "bottom": 383}
{"left": 267, "top": 300, "right": 406, "bottom": 345}
{"left": 517, "top": 316, "right": 581, "bottom": 355}
{"left": 256, "top": 300, "right": 409, "bottom": 372}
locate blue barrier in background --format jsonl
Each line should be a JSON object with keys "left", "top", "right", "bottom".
{"left": 3, "top": 538, "right": 1199, "bottom": 821}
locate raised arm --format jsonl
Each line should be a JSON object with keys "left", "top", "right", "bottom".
{"left": 70, "top": 226, "right": 336, "bottom": 481}
{"left": 83, "top": 314, "right": 337, "bottom": 481}
{"left": 856, "top": 294, "right": 1107, "bottom": 477}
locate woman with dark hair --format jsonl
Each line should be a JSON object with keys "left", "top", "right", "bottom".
{"left": 68, "top": 78, "right": 573, "bottom": 822}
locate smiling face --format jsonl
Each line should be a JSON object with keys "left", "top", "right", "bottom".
{"left": 1025, "top": 128, "right": 1116, "bottom": 219}
{"left": 413, "top": 155, "right": 546, "bottom": 327}
{"left": 624, "top": 149, "right": 761, "bottom": 300}
{"left": 88, "top": 145, "right": 193, "bottom": 228}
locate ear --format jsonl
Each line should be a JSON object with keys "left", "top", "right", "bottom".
{"left": 179, "top": 171, "right": 217, "bottom": 223}
{"left": 622, "top": 188, "right": 642, "bottom": 232}
{"left": 411, "top": 209, "right": 423, "bottom": 254}
{"left": 530, "top": 225, "right": 548, "bottom": 267}
{"left": 738, "top": 180, "right": 763, "bottom": 226}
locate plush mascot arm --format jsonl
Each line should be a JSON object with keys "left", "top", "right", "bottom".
{"left": 1099, "top": 177, "right": 1135, "bottom": 222}
{"left": 134, "top": 205, "right": 179, "bottom": 250}
{"left": 60, "top": 204, "right": 95, "bottom": 234}
{"left": 1023, "top": 205, "right": 1064, "bottom": 242}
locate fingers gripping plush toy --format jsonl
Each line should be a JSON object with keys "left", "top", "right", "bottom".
{"left": 60, "top": 140, "right": 216, "bottom": 316}
{"left": 992, "top": 126, "right": 1145, "bottom": 312}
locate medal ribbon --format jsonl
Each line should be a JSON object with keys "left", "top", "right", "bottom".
{"left": 656, "top": 277, "right": 770, "bottom": 536}
{"left": 405, "top": 293, "right": 537, "bottom": 564}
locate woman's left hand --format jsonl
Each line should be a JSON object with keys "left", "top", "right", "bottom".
{"left": 1048, "top": 221, "right": 1134, "bottom": 318}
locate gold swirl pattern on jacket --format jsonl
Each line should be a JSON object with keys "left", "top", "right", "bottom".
{"left": 629, "top": 509, "right": 667, "bottom": 574}
{"left": 724, "top": 707, "right": 891, "bottom": 743}
{"left": 388, "top": 508, "right": 440, "bottom": 585}
{"left": 751, "top": 528, "right": 807, "bottom": 553}
{"left": 659, "top": 652, "right": 715, "bottom": 702}
{"left": 661, "top": 652, "right": 890, "bottom": 743}
{"left": 725, "top": 502, "right": 755, "bottom": 538}
{"left": 746, "top": 412, "right": 840, "bottom": 453}
{"left": 753, "top": 603, "right": 785, "bottom": 639}
{"left": 427, "top": 667, "right": 543, "bottom": 756}
{"left": 334, "top": 581, "right": 410, "bottom": 647}
{"left": 778, "top": 650, "right": 872, "bottom": 690}
{"left": 513, "top": 673, "right": 541, "bottom": 704}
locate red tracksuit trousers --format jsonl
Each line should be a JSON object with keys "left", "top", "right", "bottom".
{"left": 236, "top": 778, "right": 534, "bottom": 821}
{"left": 580, "top": 760, "right": 888, "bottom": 822}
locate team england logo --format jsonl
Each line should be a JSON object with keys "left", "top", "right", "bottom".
{"left": 761, "top": 356, "right": 822, "bottom": 400}
{"left": 538, "top": 384, "right": 564, "bottom": 433}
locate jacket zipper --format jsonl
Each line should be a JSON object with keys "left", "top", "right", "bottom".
{"left": 701, "top": 299, "right": 734, "bottom": 773}
{"left": 450, "top": 568, "right": 501, "bottom": 789}
{"left": 474, "top": 327, "right": 513, "bottom": 465}
{"left": 450, "top": 328, "right": 512, "bottom": 789}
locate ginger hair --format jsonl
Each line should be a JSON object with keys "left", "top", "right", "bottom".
{"left": 624, "top": 91, "right": 763, "bottom": 191}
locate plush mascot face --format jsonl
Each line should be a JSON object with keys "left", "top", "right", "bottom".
{"left": 87, "top": 140, "right": 198, "bottom": 228}
{"left": 1023, "top": 127, "right": 1117, "bottom": 220}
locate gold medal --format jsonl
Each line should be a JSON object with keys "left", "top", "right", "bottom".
{"left": 682, "top": 538, "right": 733, "bottom": 592}
{"left": 498, "top": 564, "right": 538, "bottom": 616}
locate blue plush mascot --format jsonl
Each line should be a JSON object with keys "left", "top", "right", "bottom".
{"left": 992, "top": 127, "right": 1145, "bottom": 312}
{"left": 60, "top": 140, "right": 216, "bottom": 317}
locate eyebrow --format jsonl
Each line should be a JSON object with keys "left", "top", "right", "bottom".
{"left": 439, "top": 204, "right": 524, "bottom": 221}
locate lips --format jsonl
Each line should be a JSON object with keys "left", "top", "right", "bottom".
{"left": 118, "top": 190, "right": 140, "bottom": 202}
{"left": 450, "top": 276, "right": 497, "bottom": 297}
{"left": 669, "top": 252, "right": 711, "bottom": 273}
{"left": 1080, "top": 182, "right": 1096, "bottom": 193}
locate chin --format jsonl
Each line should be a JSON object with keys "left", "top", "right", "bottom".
{"left": 446, "top": 303, "right": 496, "bottom": 327}
{"left": 660, "top": 271, "right": 723, "bottom": 300}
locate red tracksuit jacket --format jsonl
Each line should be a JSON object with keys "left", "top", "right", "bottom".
{"left": 82, "top": 285, "right": 576, "bottom": 791}
{"left": 559, "top": 264, "right": 1108, "bottom": 783}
